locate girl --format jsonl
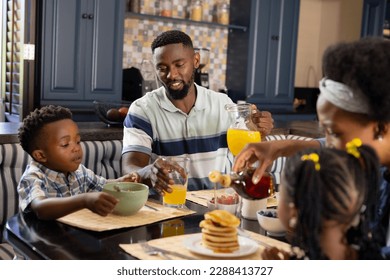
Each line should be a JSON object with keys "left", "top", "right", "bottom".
{"left": 262, "top": 140, "right": 383, "bottom": 259}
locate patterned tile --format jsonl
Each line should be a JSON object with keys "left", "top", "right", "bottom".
{"left": 123, "top": 0, "right": 230, "bottom": 91}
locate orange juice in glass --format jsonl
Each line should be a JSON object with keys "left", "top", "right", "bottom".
{"left": 225, "top": 103, "right": 261, "bottom": 156}
{"left": 163, "top": 184, "right": 187, "bottom": 205}
{"left": 162, "top": 156, "right": 190, "bottom": 208}
{"left": 227, "top": 128, "right": 261, "bottom": 156}
{"left": 161, "top": 219, "right": 185, "bottom": 237}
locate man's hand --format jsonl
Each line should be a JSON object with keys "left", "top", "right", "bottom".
{"left": 149, "top": 157, "right": 179, "bottom": 196}
{"left": 250, "top": 104, "right": 274, "bottom": 136}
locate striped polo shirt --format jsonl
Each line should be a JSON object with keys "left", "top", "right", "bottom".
{"left": 122, "top": 84, "right": 235, "bottom": 190}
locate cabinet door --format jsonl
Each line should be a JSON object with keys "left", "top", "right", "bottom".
{"left": 41, "top": 0, "right": 124, "bottom": 106}
{"left": 83, "top": 0, "right": 125, "bottom": 100}
{"left": 361, "top": 0, "right": 387, "bottom": 37}
{"left": 246, "top": 0, "right": 300, "bottom": 109}
{"left": 41, "top": 0, "right": 86, "bottom": 101}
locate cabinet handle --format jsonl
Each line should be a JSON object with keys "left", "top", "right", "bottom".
{"left": 82, "top": 13, "right": 88, "bottom": 19}
{"left": 88, "top": 14, "right": 94, "bottom": 20}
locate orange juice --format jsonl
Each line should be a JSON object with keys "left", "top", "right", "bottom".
{"left": 161, "top": 220, "right": 185, "bottom": 237}
{"left": 227, "top": 128, "right": 261, "bottom": 156}
{"left": 163, "top": 184, "right": 187, "bottom": 205}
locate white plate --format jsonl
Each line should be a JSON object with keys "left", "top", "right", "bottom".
{"left": 183, "top": 233, "right": 258, "bottom": 258}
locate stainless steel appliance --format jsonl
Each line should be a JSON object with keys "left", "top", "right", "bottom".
{"left": 194, "top": 48, "right": 210, "bottom": 88}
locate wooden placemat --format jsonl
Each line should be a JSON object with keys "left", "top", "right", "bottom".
{"left": 119, "top": 230, "right": 290, "bottom": 260}
{"left": 186, "top": 190, "right": 278, "bottom": 208}
{"left": 57, "top": 201, "right": 195, "bottom": 232}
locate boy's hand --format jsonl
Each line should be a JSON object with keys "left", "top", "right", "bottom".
{"left": 118, "top": 172, "right": 140, "bottom": 182}
{"left": 85, "top": 192, "right": 118, "bottom": 216}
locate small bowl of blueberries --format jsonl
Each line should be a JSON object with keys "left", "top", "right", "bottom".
{"left": 256, "top": 209, "right": 286, "bottom": 237}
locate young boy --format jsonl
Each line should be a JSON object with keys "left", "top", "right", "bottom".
{"left": 17, "top": 105, "right": 139, "bottom": 220}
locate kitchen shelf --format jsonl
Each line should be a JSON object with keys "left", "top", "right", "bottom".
{"left": 125, "top": 12, "right": 247, "bottom": 32}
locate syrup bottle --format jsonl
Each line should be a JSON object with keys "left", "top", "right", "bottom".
{"left": 230, "top": 167, "right": 275, "bottom": 200}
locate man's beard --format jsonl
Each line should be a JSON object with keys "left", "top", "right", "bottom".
{"left": 166, "top": 71, "right": 195, "bottom": 100}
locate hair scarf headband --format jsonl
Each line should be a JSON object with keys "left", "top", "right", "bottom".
{"left": 318, "top": 78, "right": 370, "bottom": 114}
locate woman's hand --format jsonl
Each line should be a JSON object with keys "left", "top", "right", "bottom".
{"left": 233, "top": 141, "right": 281, "bottom": 184}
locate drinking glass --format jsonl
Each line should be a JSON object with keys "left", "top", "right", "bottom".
{"left": 161, "top": 156, "right": 190, "bottom": 208}
{"left": 161, "top": 219, "right": 184, "bottom": 237}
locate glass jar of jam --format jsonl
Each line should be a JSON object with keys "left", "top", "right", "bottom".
{"left": 160, "top": 0, "right": 172, "bottom": 17}
{"left": 230, "top": 167, "right": 275, "bottom": 200}
{"left": 217, "top": 2, "right": 229, "bottom": 25}
{"left": 190, "top": 0, "right": 203, "bottom": 21}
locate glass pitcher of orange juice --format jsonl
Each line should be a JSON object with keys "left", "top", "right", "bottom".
{"left": 225, "top": 103, "right": 261, "bottom": 156}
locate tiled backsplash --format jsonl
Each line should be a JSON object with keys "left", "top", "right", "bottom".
{"left": 123, "top": 0, "right": 230, "bottom": 91}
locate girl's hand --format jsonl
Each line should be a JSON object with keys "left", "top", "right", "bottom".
{"left": 261, "top": 247, "right": 291, "bottom": 260}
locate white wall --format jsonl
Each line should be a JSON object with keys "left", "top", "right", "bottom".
{"left": 295, "top": 0, "right": 363, "bottom": 88}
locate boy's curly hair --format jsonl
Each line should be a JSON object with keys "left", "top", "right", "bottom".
{"left": 18, "top": 105, "right": 72, "bottom": 155}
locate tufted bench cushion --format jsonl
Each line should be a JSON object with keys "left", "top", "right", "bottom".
{"left": 0, "top": 140, "right": 123, "bottom": 259}
{"left": 265, "top": 134, "right": 315, "bottom": 185}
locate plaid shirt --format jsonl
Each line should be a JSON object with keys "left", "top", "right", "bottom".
{"left": 18, "top": 160, "right": 107, "bottom": 212}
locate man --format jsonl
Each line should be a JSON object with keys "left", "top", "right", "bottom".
{"left": 122, "top": 30, "right": 274, "bottom": 194}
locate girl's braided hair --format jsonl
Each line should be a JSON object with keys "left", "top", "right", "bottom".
{"left": 282, "top": 145, "right": 381, "bottom": 259}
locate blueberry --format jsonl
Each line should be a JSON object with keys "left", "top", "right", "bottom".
{"left": 266, "top": 212, "right": 273, "bottom": 217}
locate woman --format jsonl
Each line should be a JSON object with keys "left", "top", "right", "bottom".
{"left": 233, "top": 37, "right": 390, "bottom": 258}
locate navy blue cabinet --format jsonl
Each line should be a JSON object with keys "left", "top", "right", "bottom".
{"left": 226, "top": 0, "right": 300, "bottom": 111}
{"left": 361, "top": 0, "right": 387, "bottom": 37}
{"left": 40, "top": 0, "right": 125, "bottom": 109}
{"left": 245, "top": 0, "right": 300, "bottom": 110}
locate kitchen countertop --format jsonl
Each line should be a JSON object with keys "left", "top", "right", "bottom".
{"left": 0, "top": 120, "right": 323, "bottom": 144}
{"left": 276, "top": 120, "right": 324, "bottom": 139}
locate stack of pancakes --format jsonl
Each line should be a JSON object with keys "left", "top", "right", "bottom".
{"left": 199, "top": 209, "right": 240, "bottom": 253}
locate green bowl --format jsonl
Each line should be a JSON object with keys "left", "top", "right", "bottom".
{"left": 102, "top": 182, "right": 149, "bottom": 216}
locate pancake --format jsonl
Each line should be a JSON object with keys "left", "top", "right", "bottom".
{"left": 201, "top": 228, "right": 237, "bottom": 237}
{"left": 202, "top": 239, "right": 240, "bottom": 253}
{"left": 199, "top": 209, "right": 240, "bottom": 253}
{"left": 205, "top": 209, "right": 240, "bottom": 227}
{"left": 199, "top": 220, "right": 237, "bottom": 233}
{"left": 202, "top": 232, "right": 238, "bottom": 243}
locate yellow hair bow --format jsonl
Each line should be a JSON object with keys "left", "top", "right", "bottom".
{"left": 301, "top": 153, "right": 321, "bottom": 171}
{"left": 346, "top": 138, "right": 362, "bottom": 158}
